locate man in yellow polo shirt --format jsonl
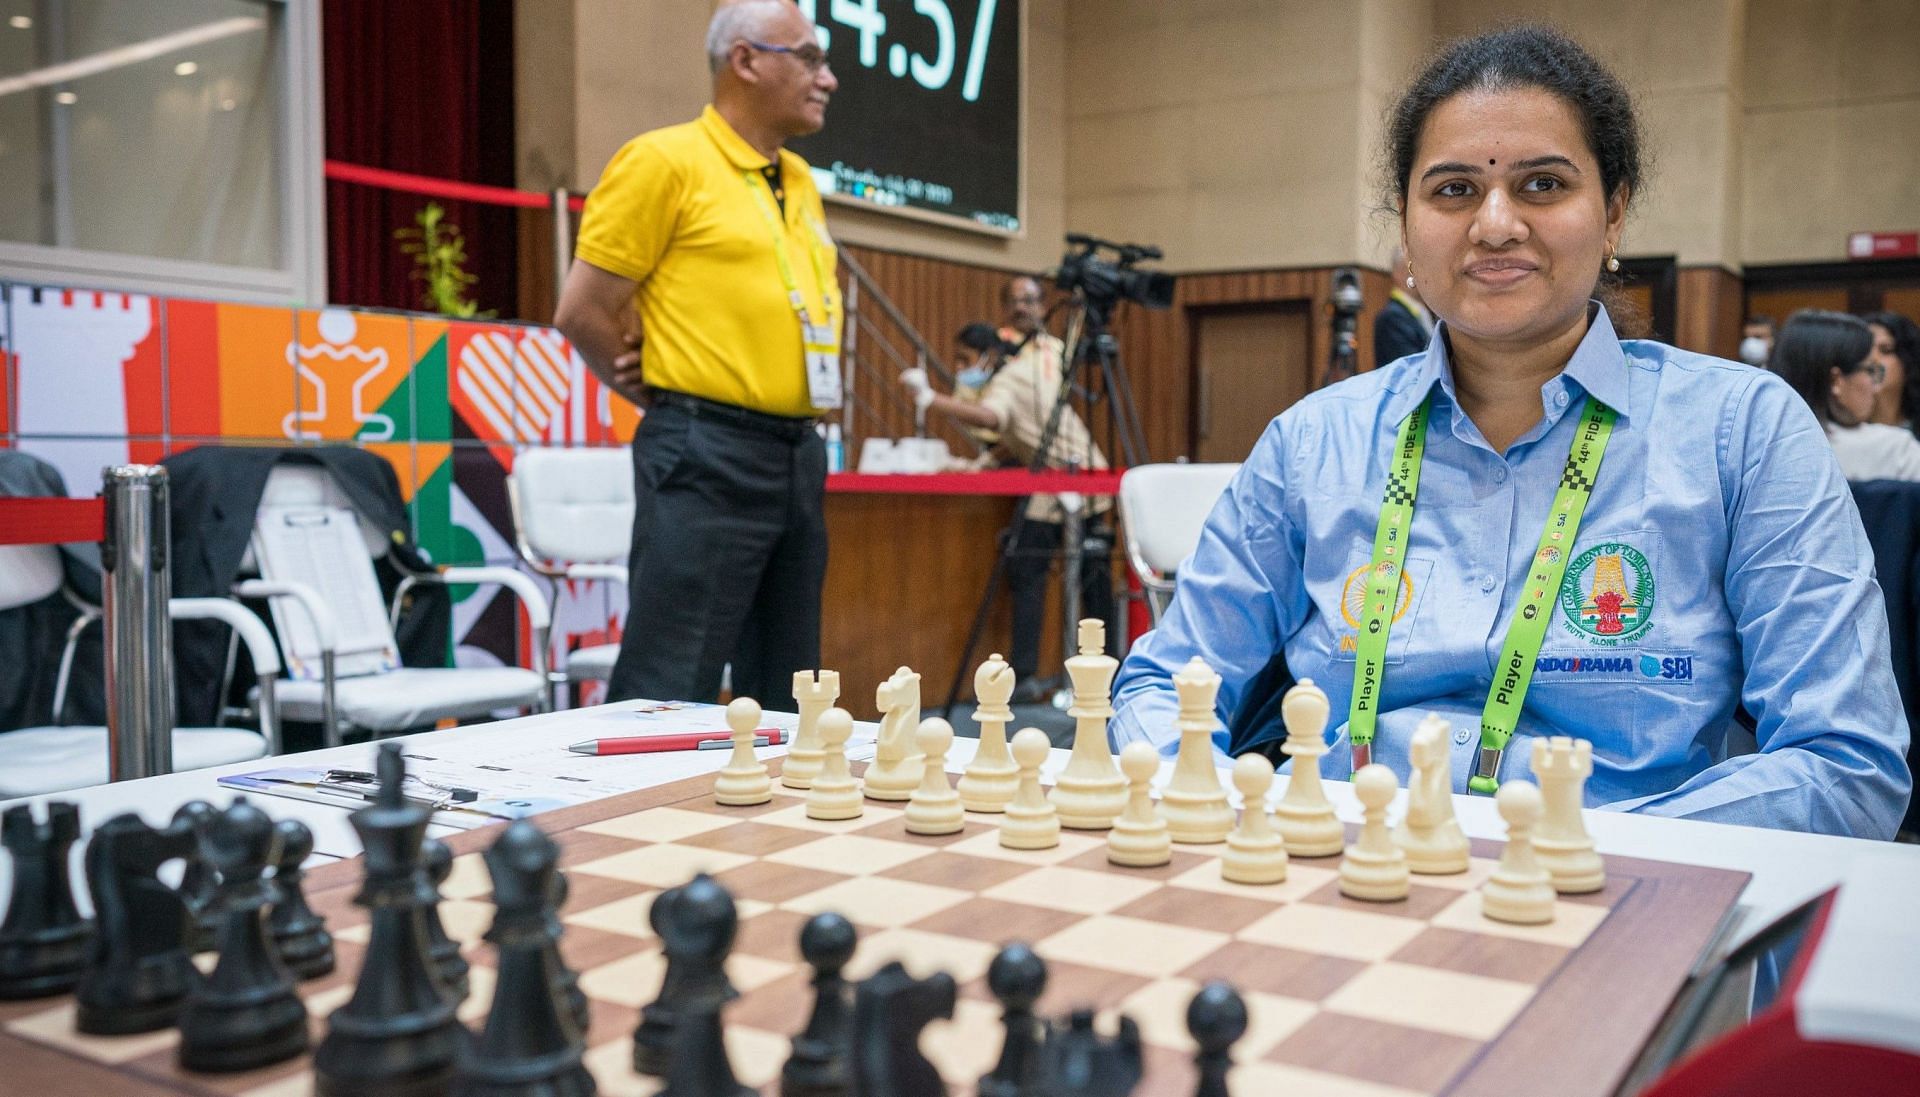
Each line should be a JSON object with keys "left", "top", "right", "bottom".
{"left": 554, "top": 0, "right": 841, "bottom": 706}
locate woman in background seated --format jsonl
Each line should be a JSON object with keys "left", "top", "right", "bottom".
{"left": 1772, "top": 309, "right": 1920, "bottom": 482}
{"left": 1864, "top": 311, "right": 1920, "bottom": 434}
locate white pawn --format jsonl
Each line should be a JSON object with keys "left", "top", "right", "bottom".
{"left": 1161, "top": 658, "right": 1233, "bottom": 844}
{"left": 905, "top": 718, "right": 965, "bottom": 836}
{"left": 1531, "top": 736, "right": 1605, "bottom": 893}
{"left": 1339, "top": 764, "right": 1410, "bottom": 901}
{"left": 1272, "top": 679, "right": 1344, "bottom": 857}
{"left": 784, "top": 669, "right": 840, "bottom": 790}
{"left": 1107, "top": 743, "right": 1172, "bottom": 867}
{"left": 805, "top": 708, "right": 863, "bottom": 821}
{"left": 713, "top": 696, "right": 773, "bottom": 806}
{"left": 863, "top": 667, "right": 926, "bottom": 802}
{"left": 1394, "top": 714, "right": 1471, "bottom": 875}
{"left": 956, "top": 654, "right": 1019, "bottom": 813}
{"left": 1481, "top": 781, "right": 1556, "bottom": 925}
{"left": 1221, "top": 754, "right": 1287, "bottom": 885}
{"left": 1000, "top": 728, "right": 1060, "bottom": 851}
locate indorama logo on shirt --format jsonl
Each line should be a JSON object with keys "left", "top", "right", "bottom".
{"left": 1558, "top": 542, "right": 1655, "bottom": 646}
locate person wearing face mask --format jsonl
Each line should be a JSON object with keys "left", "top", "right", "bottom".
{"left": 1863, "top": 311, "right": 1920, "bottom": 433}
{"left": 1773, "top": 310, "right": 1920, "bottom": 482}
{"left": 554, "top": 0, "right": 841, "bottom": 708}
{"left": 1739, "top": 315, "right": 1775, "bottom": 368}
{"left": 903, "top": 276, "right": 1116, "bottom": 701}
{"left": 1110, "top": 26, "right": 1909, "bottom": 839}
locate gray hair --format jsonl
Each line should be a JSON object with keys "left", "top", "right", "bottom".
{"left": 706, "top": 0, "right": 794, "bottom": 74}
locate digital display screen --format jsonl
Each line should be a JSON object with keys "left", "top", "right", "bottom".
{"left": 789, "top": 0, "right": 1022, "bottom": 236}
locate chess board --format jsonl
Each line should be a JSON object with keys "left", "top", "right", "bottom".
{"left": 0, "top": 762, "right": 1749, "bottom": 1097}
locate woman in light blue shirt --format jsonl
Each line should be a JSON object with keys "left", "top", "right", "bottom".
{"left": 1110, "top": 26, "right": 1911, "bottom": 839}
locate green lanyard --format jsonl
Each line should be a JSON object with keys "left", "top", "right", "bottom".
{"left": 741, "top": 169, "right": 837, "bottom": 333}
{"left": 1347, "top": 394, "right": 1615, "bottom": 793}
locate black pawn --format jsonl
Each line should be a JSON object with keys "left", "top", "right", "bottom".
{"left": 313, "top": 743, "right": 463, "bottom": 1097}
{"left": 422, "top": 837, "right": 470, "bottom": 1001}
{"left": 75, "top": 811, "right": 199, "bottom": 1034}
{"left": 548, "top": 872, "right": 589, "bottom": 1036}
{"left": 978, "top": 943, "right": 1047, "bottom": 1097}
{"left": 659, "top": 873, "right": 750, "bottom": 1097}
{"left": 0, "top": 802, "right": 91, "bottom": 999}
{"left": 175, "top": 800, "right": 222, "bottom": 955}
{"left": 269, "top": 818, "right": 335, "bottom": 980}
{"left": 452, "top": 820, "right": 594, "bottom": 1097}
{"left": 1186, "top": 982, "right": 1247, "bottom": 1097}
{"left": 178, "top": 798, "right": 310, "bottom": 1072}
{"left": 631, "top": 882, "right": 687, "bottom": 1076}
{"left": 780, "top": 911, "right": 857, "bottom": 1097}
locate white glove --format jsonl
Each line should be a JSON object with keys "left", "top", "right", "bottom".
{"left": 899, "top": 368, "right": 936, "bottom": 412}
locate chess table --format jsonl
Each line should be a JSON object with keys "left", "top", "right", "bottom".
{"left": 0, "top": 759, "right": 1749, "bottom": 1097}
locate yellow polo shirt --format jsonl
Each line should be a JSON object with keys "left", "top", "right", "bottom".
{"left": 575, "top": 105, "right": 839, "bottom": 418}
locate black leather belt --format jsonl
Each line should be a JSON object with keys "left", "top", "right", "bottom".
{"left": 649, "top": 390, "right": 817, "bottom": 442}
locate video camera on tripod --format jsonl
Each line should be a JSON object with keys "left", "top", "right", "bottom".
{"left": 1321, "top": 267, "right": 1365, "bottom": 386}
{"left": 1054, "top": 234, "right": 1176, "bottom": 313}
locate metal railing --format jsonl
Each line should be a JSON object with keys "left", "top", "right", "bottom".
{"left": 836, "top": 247, "right": 985, "bottom": 461}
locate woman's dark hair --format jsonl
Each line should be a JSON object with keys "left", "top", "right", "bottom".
{"left": 1862, "top": 311, "right": 1920, "bottom": 435}
{"left": 1385, "top": 25, "right": 1643, "bottom": 213}
{"left": 1771, "top": 309, "right": 1874, "bottom": 428}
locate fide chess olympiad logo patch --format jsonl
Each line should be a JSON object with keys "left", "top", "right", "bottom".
{"left": 1559, "top": 542, "right": 1655, "bottom": 646}
{"left": 1340, "top": 562, "right": 1416, "bottom": 629}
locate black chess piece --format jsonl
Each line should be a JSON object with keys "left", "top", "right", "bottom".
{"left": 548, "top": 872, "right": 589, "bottom": 1036}
{"left": 75, "top": 810, "right": 200, "bottom": 1034}
{"left": 269, "top": 818, "right": 335, "bottom": 980}
{"left": 848, "top": 960, "right": 956, "bottom": 1097}
{"left": 978, "top": 942, "right": 1047, "bottom": 1097}
{"left": 313, "top": 743, "right": 463, "bottom": 1097}
{"left": 659, "top": 873, "right": 750, "bottom": 1097}
{"left": 177, "top": 798, "right": 310, "bottom": 1072}
{"left": 780, "top": 911, "right": 857, "bottom": 1097}
{"left": 1037, "top": 1009, "right": 1143, "bottom": 1097}
{"left": 631, "top": 881, "right": 688, "bottom": 1076}
{"left": 1186, "top": 982, "right": 1246, "bottom": 1097}
{"left": 452, "top": 820, "right": 594, "bottom": 1097}
{"left": 422, "top": 837, "right": 471, "bottom": 1001}
{"left": 0, "top": 802, "right": 91, "bottom": 999}
{"left": 175, "top": 800, "right": 222, "bottom": 954}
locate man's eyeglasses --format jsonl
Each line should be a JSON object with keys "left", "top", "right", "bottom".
{"left": 746, "top": 40, "right": 831, "bottom": 72}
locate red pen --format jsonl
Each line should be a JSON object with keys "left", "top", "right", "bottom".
{"left": 566, "top": 729, "right": 788, "bottom": 755}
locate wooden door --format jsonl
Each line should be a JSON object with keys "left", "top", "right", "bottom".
{"left": 1191, "top": 304, "right": 1311, "bottom": 463}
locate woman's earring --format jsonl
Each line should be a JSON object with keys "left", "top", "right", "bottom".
{"left": 1605, "top": 253, "right": 1620, "bottom": 273}
{"left": 1405, "top": 262, "right": 1416, "bottom": 290}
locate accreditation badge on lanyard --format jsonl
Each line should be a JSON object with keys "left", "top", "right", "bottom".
{"left": 745, "top": 169, "right": 843, "bottom": 410}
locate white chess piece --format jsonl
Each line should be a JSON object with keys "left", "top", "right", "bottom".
{"left": 1221, "top": 754, "right": 1287, "bottom": 885}
{"left": 1000, "top": 728, "right": 1060, "bottom": 850}
{"left": 1481, "top": 781, "right": 1556, "bottom": 925}
{"left": 1272, "top": 679, "right": 1344, "bottom": 857}
{"left": 863, "top": 666, "right": 926, "bottom": 801}
{"left": 1393, "top": 714, "right": 1471, "bottom": 874}
{"left": 1048, "top": 619, "right": 1127, "bottom": 830}
{"left": 1161, "top": 658, "right": 1233, "bottom": 844}
{"left": 905, "top": 718, "right": 966, "bottom": 836}
{"left": 1340, "top": 764, "right": 1410, "bottom": 901}
{"left": 804, "top": 708, "right": 863, "bottom": 821}
{"left": 1107, "top": 743, "right": 1172, "bottom": 867}
{"left": 713, "top": 696, "right": 773, "bottom": 806}
{"left": 1530, "top": 736, "right": 1605, "bottom": 893}
{"left": 785, "top": 669, "right": 841, "bottom": 790}
{"left": 956, "top": 654, "right": 1019, "bottom": 813}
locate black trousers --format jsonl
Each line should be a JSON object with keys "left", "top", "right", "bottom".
{"left": 1005, "top": 512, "right": 1115, "bottom": 680}
{"left": 608, "top": 396, "right": 828, "bottom": 707}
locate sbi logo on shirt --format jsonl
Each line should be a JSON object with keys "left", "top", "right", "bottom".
{"left": 1533, "top": 653, "right": 1693, "bottom": 681}
{"left": 1640, "top": 654, "right": 1693, "bottom": 681}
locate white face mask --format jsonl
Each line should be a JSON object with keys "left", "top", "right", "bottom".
{"left": 1739, "top": 337, "right": 1770, "bottom": 366}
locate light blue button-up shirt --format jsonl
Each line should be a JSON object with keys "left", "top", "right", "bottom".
{"left": 1111, "top": 306, "right": 1912, "bottom": 839}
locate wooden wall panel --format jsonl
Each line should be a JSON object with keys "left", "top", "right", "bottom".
{"left": 1676, "top": 266, "right": 1745, "bottom": 361}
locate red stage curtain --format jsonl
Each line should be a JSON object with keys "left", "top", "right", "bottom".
{"left": 323, "top": 0, "right": 519, "bottom": 317}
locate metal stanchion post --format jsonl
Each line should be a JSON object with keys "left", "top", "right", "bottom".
{"left": 101, "top": 464, "right": 174, "bottom": 781}
{"left": 551, "top": 187, "right": 573, "bottom": 308}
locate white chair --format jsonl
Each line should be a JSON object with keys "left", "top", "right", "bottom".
{"left": 507, "top": 448, "right": 633, "bottom": 687}
{"left": 237, "top": 466, "right": 552, "bottom": 746}
{"left": 0, "top": 543, "right": 280, "bottom": 798}
{"left": 1118, "top": 463, "right": 1241, "bottom": 624}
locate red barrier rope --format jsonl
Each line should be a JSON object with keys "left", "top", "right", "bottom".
{"left": 827, "top": 470, "right": 1123, "bottom": 496}
{"left": 324, "top": 160, "right": 587, "bottom": 213}
{"left": 0, "top": 497, "right": 105, "bottom": 545}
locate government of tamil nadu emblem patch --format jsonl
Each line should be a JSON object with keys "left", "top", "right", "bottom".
{"left": 1559, "top": 542, "right": 1655, "bottom": 645}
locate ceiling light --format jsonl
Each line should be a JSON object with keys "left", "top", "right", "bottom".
{"left": 54, "top": 90, "right": 75, "bottom": 104}
{"left": 174, "top": 60, "right": 198, "bottom": 76}
{"left": 9, "top": 16, "right": 31, "bottom": 30}
{"left": 219, "top": 97, "right": 236, "bottom": 111}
